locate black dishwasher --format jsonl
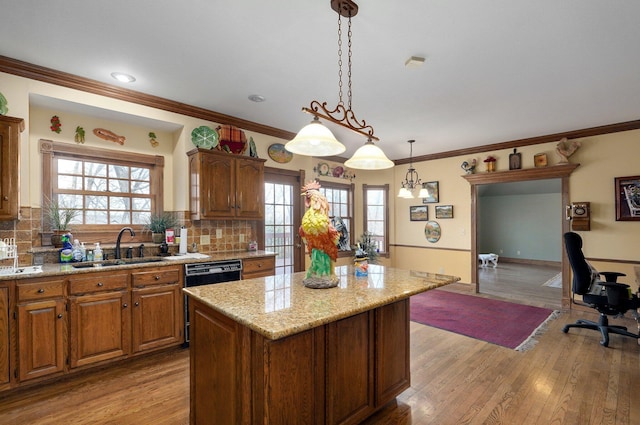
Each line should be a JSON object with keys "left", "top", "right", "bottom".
{"left": 183, "top": 259, "right": 243, "bottom": 346}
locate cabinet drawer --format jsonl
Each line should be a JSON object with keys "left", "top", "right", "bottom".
{"left": 132, "top": 267, "right": 180, "bottom": 287}
{"left": 69, "top": 272, "right": 129, "bottom": 295}
{"left": 17, "top": 278, "right": 66, "bottom": 302}
{"left": 243, "top": 257, "right": 275, "bottom": 276}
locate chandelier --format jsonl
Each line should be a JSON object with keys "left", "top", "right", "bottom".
{"left": 398, "top": 140, "right": 429, "bottom": 198}
{"left": 285, "top": 0, "right": 394, "bottom": 170}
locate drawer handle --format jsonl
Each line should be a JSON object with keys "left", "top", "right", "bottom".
{"left": 57, "top": 314, "right": 63, "bottom": 319}
{"left": 38, "top": 288, "right": 45, "bottom": 293}
{"left": 154, "top": 275, "right": 160, "bottom": 280}
{"left": 97, "top": 282, "right": 104, "bottom": 287}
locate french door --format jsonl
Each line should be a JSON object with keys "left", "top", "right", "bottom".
{"left": 263, "top": 168, "right": 305, "bottom": 274}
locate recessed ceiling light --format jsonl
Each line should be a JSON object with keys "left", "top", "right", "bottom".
{"left": 248, "top": 94, "right": 266, "bottom": 102}
{"left": 110, "top": 72, "right": 136, "bottom": 83}
{"left": 404, "top": 56, "right": 425, "bottom": 68}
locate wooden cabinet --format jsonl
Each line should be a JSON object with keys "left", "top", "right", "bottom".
{"left": 189, "top": 297, "right": 410, "bottom": 425}
{"left": 0, "top": 116, "right": 24, "bottom": 220}
{"left": 69, "top": 272, "right": 130, "bottom": 368}
{"left": 16, "top": 277, "right": 67, "bottom": 382}
{"left": 188, "top": 148, "right": 266, "bottom": 220}
{"left": 242, "top": 256, "right": 275, "bottom": 279}
{"left": 0, "top": 285, "right": 9, "bottom": 387}
{"left": 131, "top": 267, "right": 182, "bottom": 353}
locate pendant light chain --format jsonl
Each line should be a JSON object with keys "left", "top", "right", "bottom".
{"left": 337, "top": 14, "right": 344, "bottom": 106}
{"left": 347, "top": 14, "right": 353, "bottom": 110}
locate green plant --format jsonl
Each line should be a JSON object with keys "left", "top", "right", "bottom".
{"left": 354, "top": 232, "right": 380, "bottom": 264}
{"left": 44, "top": 198, "right": 80, "bottom": 231}
{"left": 144, "top": 212, "right": 178, "bottom": 234}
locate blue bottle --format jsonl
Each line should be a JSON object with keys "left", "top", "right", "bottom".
{"left": 59, "top": 233, "right": 73, "bottom": 263}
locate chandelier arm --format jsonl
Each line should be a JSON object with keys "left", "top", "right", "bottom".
{"left": 303, "top": 103, "right": 379, "bottom": 141}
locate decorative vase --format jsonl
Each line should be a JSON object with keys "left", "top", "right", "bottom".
{"left": 51, "top": 230, "right": 70, "bottom": 248}
{"left": 152, "top": 232, "right": 165, "bottom": 244}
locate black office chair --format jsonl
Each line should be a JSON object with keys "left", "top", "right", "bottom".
{"left": 563, "top": 231, "right": 640, "bottom": 347}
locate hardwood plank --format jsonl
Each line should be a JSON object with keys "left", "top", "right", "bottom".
{"left": 2, "top": 290, "right": 639, "bottom": 425}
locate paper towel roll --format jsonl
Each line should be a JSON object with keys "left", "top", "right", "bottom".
{"left": 179, "top": 227, "right": 188, "bottom": 254}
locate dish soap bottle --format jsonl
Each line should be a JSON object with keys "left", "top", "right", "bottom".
{"left": 71, "top": 239, "right": 83, "bottom": 262}
{"left": 94, "top": 242, "right": 103, "bottom": 261}
{"left": 59, "top": 234, "right": 73, "bottom": 263}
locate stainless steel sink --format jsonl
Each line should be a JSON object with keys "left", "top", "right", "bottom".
{"left": 72, "top": 257, "right": 165, "bottom": 268}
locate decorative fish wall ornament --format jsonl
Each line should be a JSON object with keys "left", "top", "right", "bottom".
{"left": 93, "top": 128, "right": 125, "bottom": 145}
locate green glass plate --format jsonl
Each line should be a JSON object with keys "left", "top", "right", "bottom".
{"left": 191, "top": 126, "right": 219, "bottom": 149}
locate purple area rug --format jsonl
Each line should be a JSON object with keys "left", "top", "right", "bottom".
{"left": 410, "top": 290, "right": 558, "bottom": 351}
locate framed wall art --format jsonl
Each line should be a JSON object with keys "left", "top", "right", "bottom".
{"left": 615, "top": 175, "right": 640, "bottom": 221}
{"left": 421, "top": 181, "right": 439, "bottom": 204}
{"left": 409, "top": 205, "right": 428, "bottom": 221}
{"left": 435, "top": 205, "right": 453, "bottom": 219}
{"left": 424, "top": 220, "right": 441, "bottom": 243}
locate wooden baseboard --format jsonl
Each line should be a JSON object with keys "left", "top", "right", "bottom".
{"left": 498, "top": 257, "right": 561, "bottom": 267}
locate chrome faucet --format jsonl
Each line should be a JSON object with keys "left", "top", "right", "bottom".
{"left": 115, "top": 227, "right": 135, "bottom": 259}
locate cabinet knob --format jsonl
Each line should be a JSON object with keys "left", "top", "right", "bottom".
{"left": 57, "top": 314, "right": 63, "bottom": 319}
{"left": 154, "top": 275, "right": 160, "bottom": 280}
{"left": 37, "top": 288, "right": 45, "bottom": 293}
{"left": 134, "top": 301, "right": 140, "bottom": 307}
{"left": 3, "top": 196, "right": 8, "bottom": 201}
{"left": 97, "top": 282, "right": 104, "bottom": 287}
{"left": 123, "top": 303, "right": 128, "bottom": 308}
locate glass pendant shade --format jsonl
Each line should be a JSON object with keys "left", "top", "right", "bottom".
{"left": 285, "top": 118, "right": 346, "bottom": 156}
{"left": 417, "top": 186, "right": 430, "bottom": 198}
{"left": 398, "top": 187, "right": 413, "bottom": 198}
{"left": 344, "top": 140, "right": 394, "bottom": 170}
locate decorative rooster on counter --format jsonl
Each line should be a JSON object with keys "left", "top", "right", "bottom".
{"left": 299, "top": 180, "right": 340, "bottom": 288}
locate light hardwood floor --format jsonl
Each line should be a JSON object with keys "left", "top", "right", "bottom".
{"left": 2, "top": 280, "right": 639, "bottom": 424}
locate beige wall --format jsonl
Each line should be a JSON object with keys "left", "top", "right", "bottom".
{"left": 2, "top": 70, "right": 638, "bottom": 285}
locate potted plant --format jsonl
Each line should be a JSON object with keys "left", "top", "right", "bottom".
{"left": 354, "top": 232, "right": 380, "bottom": 264}
{"left": 144, "top": 213, "right": 178, "bottom": 244}
{"left": 44, "top": 198, "right": 80, "bottom": 247}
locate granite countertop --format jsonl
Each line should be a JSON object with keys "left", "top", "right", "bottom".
{"left": 0, "top": 250, "right": 276, "bottom": 281}
{"left": 184, "top": 264, "right": 460, "bottom": 340}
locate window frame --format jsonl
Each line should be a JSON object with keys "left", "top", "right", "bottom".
{"left": 39, "top": 139, "right": 164, "bottom": 242}
{"left": 363, "top": 184, "right": 390, "bottom": 256}
{"left": 318, "top": 179, "right": 354, "bottom": 257}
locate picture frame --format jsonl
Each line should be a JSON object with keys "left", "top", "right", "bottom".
{"left": 615, "top": 175, "right": 640, "bottom": 221}
{"left": 435, "top": 205, "right": 453, "bottom": 219}
{"left": 409, "top": 205, "right": 428, "bottom": 221}
{"left": 424, "top": 220, "right": 441, "bottom": 243}
{"left": 421, "top": 181, "right": 439, "bottom": 204}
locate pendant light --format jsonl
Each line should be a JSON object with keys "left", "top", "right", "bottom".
{"left": 286, "top": 0, "right": 392, "bottom": 169}
{"left": 398, "top": 140, "right": 428, "bottom": 198}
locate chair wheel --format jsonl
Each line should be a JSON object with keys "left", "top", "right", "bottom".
{"left": 600, "top": 339, "right": 609, "bottom": 347}
{"left": 562, "top": 326, "right": 569, "bottom": 333}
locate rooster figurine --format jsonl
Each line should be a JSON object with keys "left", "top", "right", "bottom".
{"left": 299, "top": 180, "right": 340, "bottom": 288}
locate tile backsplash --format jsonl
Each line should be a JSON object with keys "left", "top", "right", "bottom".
{"left": 1, "top": 208, "right": 257, "bottom": 266}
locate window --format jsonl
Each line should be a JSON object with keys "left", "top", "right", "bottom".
{"left": 363, "top": 184, "right": 389, "bottom": 255}
{"left": 40, "top": 140, "right": 164, "bottom": 232}
{"left": 319, "top": 180, "right": 354, "bottom": 253}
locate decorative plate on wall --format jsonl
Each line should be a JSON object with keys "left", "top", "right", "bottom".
{"left": 424, "top": 220, "right": 441, "bottom": 243}
{"left": 191, "top": 126, "right": 219, "bottom": 149}
{"left": 268, "top": 143, "right": 293, "bottom": 163}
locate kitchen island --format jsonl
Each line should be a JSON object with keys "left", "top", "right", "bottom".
{"left": 184, "top": 265, "right": 460, "bottom": 425}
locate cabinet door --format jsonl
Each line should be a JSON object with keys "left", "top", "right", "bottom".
{"left": 69, "top": 291, "right": 130, "bottom": 368}
{"left": 326, "top": 311, "right": 375, "bottom": 425}
{"left": 0, "top": 286, "right": 8, "bottom": 386}
{"left": 132, "top": 283, "right": 182, "bottom": 353}
{"left": 374, "top": 299, "right": 410, "bottom": 406}
{"left": 0, "top": 116, "right": 22, "bottom": 220}
{"left": 17, "top": 299, "right": 65, "bottom": 381}
{"left": 235, "top": 157, "right": 264, "bottom": 219}
{"left": 200, "top": 153, "right": 236, "bottom": 218}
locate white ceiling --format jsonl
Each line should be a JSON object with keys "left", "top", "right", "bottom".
{"left": 1, "top": 0, "right": 639, "bottom": 161}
